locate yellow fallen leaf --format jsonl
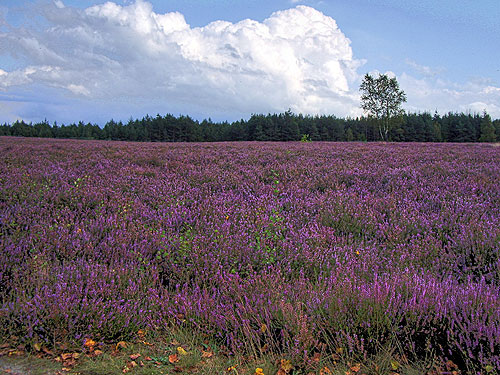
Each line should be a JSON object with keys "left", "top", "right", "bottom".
{"left": 391, "top": 360, "right": 399, "bottom": 370}
{"left": 177, "top": 347, "right": 188, "bottom": 355}
{"left": 255, "top": 368, "right": 265, "bottom": 375}
{"left": 280, "top": 359, "right": 293, "bottom": 373}
{"left": 33, "top": 343, "right": 42, "bottom": 352}
{"left": 84, "top": 338, "right": 96, "bottom": 348}
{"left": 115, "top": 341, "right": 127, "bottom": 351}
{"left": 260, "top": 324, "right": 267, "bottom": 333}
{"left": 61, "top": 353, "right": 73, "bottom": 361}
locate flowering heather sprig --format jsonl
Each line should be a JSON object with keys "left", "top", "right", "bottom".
{"left": 1, "top": 137, "right": 499, "bottom": 371}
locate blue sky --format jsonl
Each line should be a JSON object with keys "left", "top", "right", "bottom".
{"left": 1, "top": 0, "right": 499, "bottom": 124}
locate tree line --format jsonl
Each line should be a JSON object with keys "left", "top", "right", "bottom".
{"left": 0, "top": 111, "right": 498, "bottom": 143}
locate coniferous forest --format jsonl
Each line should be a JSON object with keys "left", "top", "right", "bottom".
{"left": 1, "top": 111, "right": 498, "bottom": 142}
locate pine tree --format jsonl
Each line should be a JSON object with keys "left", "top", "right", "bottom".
{"left": 479, "top": 112, "right": 496, "bottom": 142}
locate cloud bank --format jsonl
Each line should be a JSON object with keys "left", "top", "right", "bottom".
{"left": 0, "top": 0, "right": 499, "bottom": 123}
{"left": 0, "top": 0, "right": 363, "bottom": 122}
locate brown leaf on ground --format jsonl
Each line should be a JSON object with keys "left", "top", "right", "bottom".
{"left": 129, "top": 353, "right": 141, "bottom": 360}
{"left": 93, "top": 349, "right": 103, "bottom": 356}
{"left": 42, "top": 347, "right": 54, "bottom": 355}
{"left": 169, "top": 354, "right": 179, "bottom": 363}
{"left": 320, "top": 367, "right": 332, "bottom": 375}
{"left": 201, "top": 350, "right": 213, "bottom": 358}
{"left": 115, "top": 341, "right": 127, "bottom": 351}
{"left": 170, "top": 339, "right": 180, "bottom": 346}
{"left": 83, "top": 338, "right": 96, "bottom": 348}
{"left": 61, "top": 353, "right": 73, "bottom": 361}
{"left": 127, "top": 361, "right": 138, "bottom": 368}
{"left": 350, "top": 364, "right": 361, "bottom": 373}
{"left": 280, "top": 359, "right": 293, "bottom": 373}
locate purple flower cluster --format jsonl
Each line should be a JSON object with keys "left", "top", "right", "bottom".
{"left": 1, "top": 138, "right": 499, "bottom": 370}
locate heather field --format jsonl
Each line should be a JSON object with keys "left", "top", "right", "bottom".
{"left": 1, "top": 137, "right": 500, "bottom": 374}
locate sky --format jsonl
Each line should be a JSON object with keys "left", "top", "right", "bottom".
{"left": 0, "top": 0, "right": 499, "bottom": 125}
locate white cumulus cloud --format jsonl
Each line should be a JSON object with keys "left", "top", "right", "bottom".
{"left": 0, "top": 0, "right": 363, "bottom": 120}
{"left": 399, "top": 73, "right": 500, "bottom": 118}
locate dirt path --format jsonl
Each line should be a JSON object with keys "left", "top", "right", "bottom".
{"left": 0, "top": 356, "right": 59, "bottom": 375}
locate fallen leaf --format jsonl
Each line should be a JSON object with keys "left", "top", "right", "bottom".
{"left": 63, "top": 359, "right": 76, "bottom": 367}
{"left": 320, "top": 367, "right": 332, "bottom": 375}
{"left": 312, "top": 353, "right": 321, "bottom": 362}
{"left": 94, "top": 350, "right": 103, "bottom": 356}
{"left": 61, "top": 368, "right": 72, "bottom": 372}
{"left": 127, "top": 361, "right": 138, "bottom": 368}
{"left": 144, "top": 356, "right": 152, "bottom": 361}
{"left": 391, "top": 360, "right": 399, "bottom": 370}
{"left": 255, "top": 368, "right": 265, "bottom": 375}
{"left": 260, "top": 324, "right": 267, "bottom": 333}
{"left": 42, "top": 347, "right": 54, "bottom": 355}
{"left": 115, "top": 341, "right": 127, "bottom": 351}
{"left": 177, "top": 347, "right": 188, "bottom": 356}
{"left": 170, "top": 339, "right": 180, "bottom": 346}
{"left": 169, "top": 354, "right": 179, "bottom": 363}
{"left": 280, "top": 359, "right": 293, "bottom": 373}
{"left": 350, "top": 364, "right": 361, "bottom": 373}
{"left": 61, "top": 353, "right": 73, "bottom": 361}
{"left": 33, "top": 343, "right": 42, "bottom": 351}
{"left": 201, "top": 350, "right": 213, "bottom": 358}
{"left": 130, "top": 353, "right": 141, "bottom": 360}
{"left": 137, "top": 329, "right": 146, "bottom": 338}
{"left": 84, "top": 338, "right": 96, "bottom": 348}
